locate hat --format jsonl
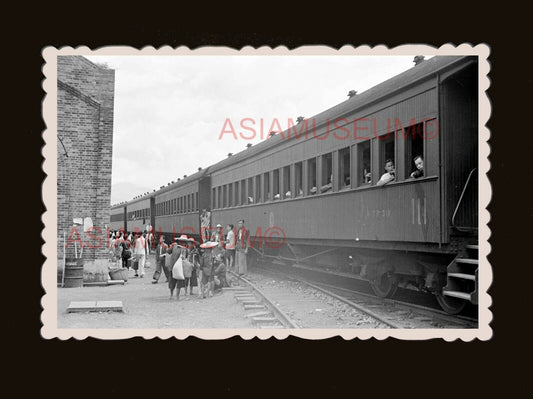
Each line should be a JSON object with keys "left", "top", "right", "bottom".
{"left": 200, "top": 241, "right": 218, "bottom": 249}
{"left": 216, "top": 224, "right": 222, "bottom": 228}
{"left": 176, "top": 234, "right": 194, "bottom": 242}
{"left": 175, "top": 235, "right": 194, "bottom": 248}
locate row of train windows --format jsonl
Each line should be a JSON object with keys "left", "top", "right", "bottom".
{"left": 128, "top": 208, "right": 150, "bottom": 220}
{"left": 211, "top": 122, "right": 427, "bottom": 209}
{"left": 156, "top": 192, "right": 199, "bottom": 216}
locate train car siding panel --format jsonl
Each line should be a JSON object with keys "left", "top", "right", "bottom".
{"left": 154, "top": 213, "right": 200, "bottom": 237}
{"left": 125, "top": 198, "right": 151, "bottom": 232}
{"left": 110, "top": 206, "right": 126, "bottom": 230}
{"left": 212, "top": 178, "right": 440, "bottom": 247}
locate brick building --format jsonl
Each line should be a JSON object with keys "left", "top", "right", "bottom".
{"left": 57, "top": 56, "right": 115, "bottom": 282}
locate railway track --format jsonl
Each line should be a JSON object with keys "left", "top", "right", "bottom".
{"left": 252, "top": 264, "right": 478, "bottom": 329}
{"left": 228, "top": 272, "right": 300, "bottom": 329}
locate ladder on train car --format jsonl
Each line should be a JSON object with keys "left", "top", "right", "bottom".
{"left": 442, "top": 244, "right": 478, "bottom": 305}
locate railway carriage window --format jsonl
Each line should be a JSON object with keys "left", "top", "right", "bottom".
{"left": 404, "top": 122, "right": 424, "bottom": 179}
{"left": 228, "top": 184, "right": 233, "bottom": 207}
{"left": 338, "top": 147, "right": 351, "bottom": 189}
{"left": 357, "top": 140, "right": 371, "bottom": 186}
{"left": 273, "top": 169, "right": 280, "bottom": 200}
{"left": 283, "top": 166, "right": 291, "bottom": 198}
{"left": 240, "top": 179, "right": 246, "bottom": 205}
{"left": 195, "top": 192, "right": 198, "bottom": 211}
{"left": 378, "top": 133, "right": 395, "bottom": 185}
{"left": 223, "top": 186, "right": 227, "bottom": 208}
{"left": 212, "top": 188, "right": 216, "bottom": 209}
{"left": 263, "top": 172, "right": 270, "bottom": 201}
{"left": 188, "top": 194, "right": 192, "bottom": 212}
{"left": 307, "top": 158, "right": 317, "bottom": 195}
{"left": 320, "top": 153, "right": 333, "bottom": 193}
{"left": 218, "top": 187, "right": 222, "bottom": 210}
{"left": 295, "top": 162, "right": 303, "bottom": 197}
{"left": 247, "top": 177, "right": 254, "bottom": 204}
{"left": 234, "top": 181, "right": 240, "bottom": 206}
{"left": 255, "top": 175, "right": 262, "bottom": 203}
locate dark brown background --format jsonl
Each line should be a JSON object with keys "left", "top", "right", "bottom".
{"left": 12, "top": 9, "right": 527, "bottom": 395}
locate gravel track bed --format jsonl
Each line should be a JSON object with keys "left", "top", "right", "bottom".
{"left": 244, "top": 272, "right": 389, "bottom": 328}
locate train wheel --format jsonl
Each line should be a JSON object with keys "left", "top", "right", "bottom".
{"left": 370, "top": 272, "right": 398, "bottom": 298}
{"left": 436, "top": 294, "right": 467, "bottom": 315}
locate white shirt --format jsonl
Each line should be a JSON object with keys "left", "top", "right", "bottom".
{"left": 226, "top": 230, "right": 235, "bottom": 249}
{"left": 134, "top": 237, "right": 146, "bottom": 255}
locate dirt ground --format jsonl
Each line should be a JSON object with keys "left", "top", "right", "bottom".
{"left": 57, "top": 255, "right": 252, "bottom": 329}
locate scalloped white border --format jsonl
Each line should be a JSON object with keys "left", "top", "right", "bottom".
{"left": 41, "top": 44, "right": 492, "bottom": 341}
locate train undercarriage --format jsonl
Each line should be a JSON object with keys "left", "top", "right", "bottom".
{"left": 253, "top": 237, "right": 478, "bottom": 315}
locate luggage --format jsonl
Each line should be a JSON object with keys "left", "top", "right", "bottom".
{"left": 132, "top": 259, "right": 139, "bottom": 271}
{"left": 172, "top": 258, "right": 184, "bottom": 280}
{"left": 182, "top": 259, "right": 193, "bottom": 278}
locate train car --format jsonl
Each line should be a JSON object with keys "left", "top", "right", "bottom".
{"left": 208, "top": 55, "right": 479, "bottom": 314}
{"left": 110, "top": 203, "right": 127, "bottom": 231}
{"left": 125, "top": 195, "right": 153, "bottom": 233}
{"left": 153, "top": 169, "right": 211, "bottom": 243}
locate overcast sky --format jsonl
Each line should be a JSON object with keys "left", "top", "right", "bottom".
{"left": 85, "top": 54, "right": 427, "bottom": 204}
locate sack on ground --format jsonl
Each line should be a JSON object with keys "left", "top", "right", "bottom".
{"left": 172, "top": 257, "right": 185, "bottom": 280}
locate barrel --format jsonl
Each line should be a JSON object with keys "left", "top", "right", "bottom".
{"left": 64, "top": 258, "right": 84, "bottom": 288}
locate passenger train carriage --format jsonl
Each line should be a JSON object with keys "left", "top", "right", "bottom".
{"left": 110, "top": 55, "right": 479, "bottom": 314}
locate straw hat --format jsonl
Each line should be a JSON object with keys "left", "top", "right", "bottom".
{"left": 200, "top": 241, "right": 218, "bottom": 249}
{"left": 176, "top": 234, "right": 194, "bottom": 242}
{"left": 174, "top": 234, "right": 194, "bottom": 248}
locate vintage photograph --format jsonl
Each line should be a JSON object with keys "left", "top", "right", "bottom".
{"left": 41, "top": 45, "right": 491, "bottom": 340}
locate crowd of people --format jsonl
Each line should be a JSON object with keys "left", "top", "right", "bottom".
{"left": 107, "top": 219, "right": 251, "bottom": 301}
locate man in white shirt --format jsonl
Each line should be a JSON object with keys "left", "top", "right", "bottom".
{"left": 134, "top": 232, "right": 147, "bottom": 277}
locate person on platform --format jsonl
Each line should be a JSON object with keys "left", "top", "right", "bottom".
{"left": 235, "top": 220, "right": 249, "bottom": 276}
{"left": 120, "top": 235, "right": 131, "bottom": 270}
{"left": 134, "top": 232, "right": 147, "bottom": 278}
{"left": 199, "top": 241, "right": 217, "bottom": 298}
{"left": 152, "top": 234, "right": 169, "bottom": 284}
{"left": 225, "top": 224, "right": 236, "bottom": 284}
{"left": 214, "top": 224, "right": 224, "bottom": 244}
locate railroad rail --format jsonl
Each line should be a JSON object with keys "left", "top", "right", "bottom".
{"left": 228, "top": 271, "right": 300, "bottom": 329}
{"left": 253, "top": 264, "right": 478, "bottom": 329}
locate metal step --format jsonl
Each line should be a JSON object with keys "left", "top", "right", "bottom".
{"left": 448, "top": 272, "right": 476, "bottom": 281}
{"left": 442, "top": 290, "right": 471, "bottom": 300}
{"left": 456, "top": 258, "right": 478, "bottom": 265}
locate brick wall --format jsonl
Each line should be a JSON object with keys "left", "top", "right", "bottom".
{"left": 57, "top": 56, "right": 115, "bottom": 282}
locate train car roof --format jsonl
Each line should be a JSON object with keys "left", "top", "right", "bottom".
{"left": 153, "top": 167, "right": 208, "bottom": 197}
{"left": 206, "top": 55, "right": 475, "bottom": 173}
